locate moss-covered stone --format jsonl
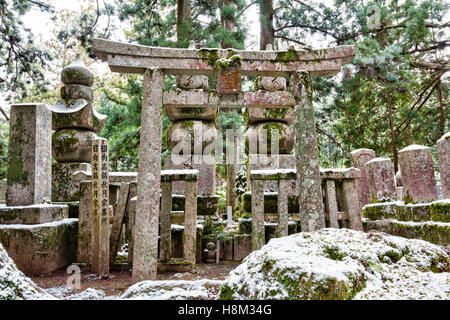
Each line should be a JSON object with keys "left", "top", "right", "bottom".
{"left": 430, "top": 200, "right": 450, "bottom": 222}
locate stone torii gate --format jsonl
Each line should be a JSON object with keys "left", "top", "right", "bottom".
{"left": 93, "top": 39, "right": 355, "bottom": 283}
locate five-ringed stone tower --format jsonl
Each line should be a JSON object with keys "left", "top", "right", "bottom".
{"left": 50, "top": 56, "right": 106, "bottom": 205}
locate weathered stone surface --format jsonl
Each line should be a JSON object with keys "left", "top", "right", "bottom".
{"left": 60, "top": 84, "right": 94, "bottom": 101}
{"left": 324, "top": 180, "right": 339, "bottom": 228}
{"left": 437, "top": 133, "right": 450, "bottom": 199}
{"left": 365, "top": 157, "right": 397, "bottom": 201}
{"left": 1, "top": 179, "right": 6, "bottom": 201}
{"left": 52, "top": 129, "right": 98, "bottom": 163}
{"left": 219, "top": 228, "right": 449, "bottom": 300}
{"left": 6, "top": 104, "right": 52, "bottom": 206}
{"left": 166, "top": 120, "right": 216, "bottom": 155}
{"left": 233, "top": 234, "right": 252, "bottom": 261}
{"left": 77, "top": 181, "right": 91, "bottom": 263}
{"left": 350, "top": 148, "right": 376, "bottom": 206}
{"left": 244, "top": 107, "right": 294, "bottom": 125}
{"left": 251, "top": 180, "right": 265, "bottom": 250}
{"left": 165, "top": 106, "right": 217, "bottom": 122}
{"left": 164, "top": 90, "right": 295, "bottom": 109}
{"left": 164, "top": 155, "right": 215, "bottom": 195}
{"left": 363, "top": 200, "right": 449, "bottom": 223}
{"left": 176, "top": 75, "right": 209, "bottom": 89}
{"left": 0, "top": 204, "right": 68, "bottom": 224}
{"left": 395, "top": 170, "right": 402, "bottom": 187}
{"left": 364, "top": 219, "right": 450, "bottom": 246}
{"left": 0, "top": 219, "right": 78, "bottom": 275}
{"left": 183, "top": 181, "right": 198, "bottom": 263}
{"left": 52, "top": 162, "right": 90, "bottom": 202}
{"left": 250, "top": 169, "right": 296, "bottom": 181}
{"left": 50, "top": 100, "right": 106, "bottom": 133}
{"left": 61, "top": 56, "right": 94, "bottom": 86}
{"left": 246, "top": 121, "right": 294, "bottom": 155}
{"left": 278, "top": 179, "right": 289, "bottom": 236}
{"left": 133, "top": 68, "right": 163, "bottom": 283}
{"left": 319, "top": 168, "right": 360, "bottom": 180}
{"left": 254, "top": 76, "right": 287, "bottom": 91}
{"left": 342, "top": 180, "right": 364, "bottom": 231}
{"left": 160, "top": 181, "right": 172, "bottom": 262}
{"left": 219, "top": 237, "right": 234, "bottom": 261}
{"left": 110, "top": 182, "right": 130, "bottom": 263}
{"left": 291, "top": 71, "right": 325, "bottom": 231}
{"left": 398, "top": 145, "right": 438, "bottom": 203}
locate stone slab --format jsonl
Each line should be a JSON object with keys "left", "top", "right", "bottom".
{"left": 233, "top": 234, "right": 252, "bottom": 261}
{"left": 0, "top": 204, "right": 68, "bottom": 224}
{"left": 0, "top": 218, "right": 78, "bottom": 275}
{"left": 437, "top": 133, "right": 450, "bottom": 199}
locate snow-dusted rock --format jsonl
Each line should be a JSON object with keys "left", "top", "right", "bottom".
{"left": 0, "top": 243, "right": 56, "bottom": 300}
{"left": 219, "top": 228, "right": 449, "bottom": 300}
{"left": 120, "top": 279, "right": 223, "bottom": 300}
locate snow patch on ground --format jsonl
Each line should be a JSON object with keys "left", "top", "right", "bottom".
{"left": 121, "top": 279, "right": 223, "bottom": 300}
{"left": 219, "top": 228, "right": 449, "bottom": 300}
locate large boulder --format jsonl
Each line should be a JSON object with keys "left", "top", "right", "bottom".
{"left": 0, "top": 243, "right": 55, "bottom": 300}
{"left": 219, "top": 228, "right": 449, "bottom": 300}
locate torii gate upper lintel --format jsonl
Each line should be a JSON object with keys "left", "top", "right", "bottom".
{"left": 92, "top": 38, "right": 356, "bottom": 283}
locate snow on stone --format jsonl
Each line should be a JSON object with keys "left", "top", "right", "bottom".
{"left": 0, "top": 243, "right": 56, "bottom": 300}
{"left": 120, "top": 279, "right": 223, "bottom": 300}
{"left": 219, "top": 228, "right": 449, "bottom": 300}
{"left": 0, "top": 218, "right": 78, "bottom": 230}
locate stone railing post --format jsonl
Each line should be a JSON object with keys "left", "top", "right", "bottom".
{"left": 437, "top": 133, "right": 449, "bottom": 199}
{"left": 324, "top": 180, "right": 339, "bottom": 228}
{"left": 251, "top": 179, "right": 265, "bottom": 250}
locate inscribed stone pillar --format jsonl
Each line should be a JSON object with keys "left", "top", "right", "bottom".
{"left": 291, "top": 71, "right": 325, "bottom": 232}
{"left": 91, "top": 138, "right": 109, "bottom": 277}
{"left": 437, "top": 133, "right": 450, "bottom": 199}
{"left": 365, "top": 157, "right": 397, "bottom": 201}
{"left": 251, "top": 179, "right": 265, "bottom": 250}
{"left": 132, "top": 68, "right": 163, "bottom": 283}
{"left": 350, "top": 148, "right": 376, "bottom": 207}
{"left": 398, "top": 145, "right": 438, "bottom": 203}
{"left": 6, "top": 104, "right": 51, "bottom": 206}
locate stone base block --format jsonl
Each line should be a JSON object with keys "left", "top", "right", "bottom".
{"left": 363, "top": 200, "right": 450, "bottom": 222}
{"left": 233, "top": 234, "right": 252, "bottom": 261}
{"left": 52, "top": 162, "right": 90, "bottom": 202}
{"left": 53, "top": 201, "right": 79, "bottom": 218}
{"left": 0, "top": 218, "right": 78, "bottom": 275}
{"left": 0, "top": 203, "right": 68, "bottom": 224}
{"left": 363, "top": 218, "right": 450, "bottom": 246}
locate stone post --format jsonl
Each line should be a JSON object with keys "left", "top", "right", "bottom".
{"left": 437, "top": 133, "right": 449, "bottom": 199}
{"left": 278, "top": 179, "right": 289, "bottom": 237}
{"left": 183, "top": 180, "right": 198, "bottom": 263}
{"left": 6, "top": 104, "right": 52, "bottom": 206}
{"left": 350, "top": 148, "right": 376, "bottom": 207}
{"left": 365, "top": 158, "right": 397, "bottom": 201}
{"left": 91, "top": 138, "right": 109, "bottom": 277}
{"left": 132, "top": 68, "right": 163, "bottom": 283}
{"left": 398, "top": 145, "right": 438, "bottom": 203}
{"left": 324, "top": 180, "right": 339, "bottom": 228}
{"left": 342, "top": 179, "right": 364, "bottom": 231}
{"left": 251, "top": 179, "right": 265, "bottom": 250}
{"left": 160, "top": 181, "right": 172, "bottom": 262}
{"left": 291, "top": 71, "right": 325, "bottom": 231}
